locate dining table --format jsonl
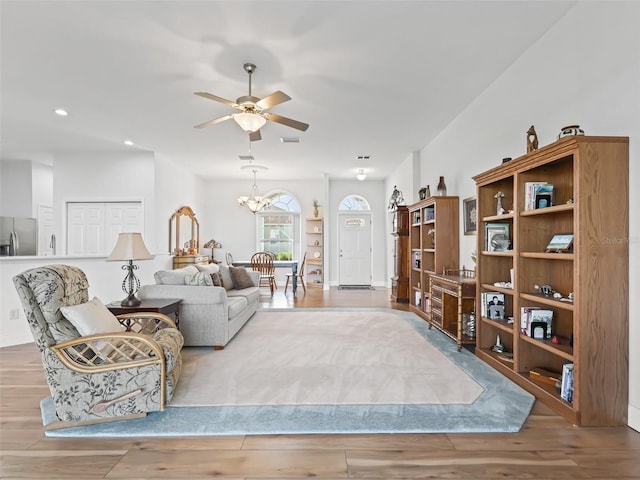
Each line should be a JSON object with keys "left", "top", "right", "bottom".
{"left": 232, "top": 260, "right": 299, "bottom": 295}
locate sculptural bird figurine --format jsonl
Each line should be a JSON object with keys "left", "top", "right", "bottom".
{"left": 527, "top": 125, "right": 539, "bottom": 152}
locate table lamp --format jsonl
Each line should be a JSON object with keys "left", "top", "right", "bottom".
{"left": 203, "top": 239, "right": 222, "bottom": 262}
{"left": 107, "top": 232, "right": 154, "bottom": 306}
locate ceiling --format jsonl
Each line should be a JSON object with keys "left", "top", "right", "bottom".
{"left": 0, "top": 1, "right": 576, "bottom": 181}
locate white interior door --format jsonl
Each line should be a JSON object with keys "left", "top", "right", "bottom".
{"left": 37, "top": 204, "right": 54, "bottom": 255}
{"left": 338, "top": 212, "right": 372, "bottom": 286}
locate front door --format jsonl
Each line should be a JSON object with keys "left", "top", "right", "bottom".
{"left": 338, "top": 212, "right": 372, "bottom": 286}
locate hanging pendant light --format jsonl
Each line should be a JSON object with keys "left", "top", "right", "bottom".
{"left": 238, "top": 168, "right": 271, "bottom": 213}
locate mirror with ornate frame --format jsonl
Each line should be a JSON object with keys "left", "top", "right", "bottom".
{"left": 169, "top": 206, "right": 200, "bottom": 256}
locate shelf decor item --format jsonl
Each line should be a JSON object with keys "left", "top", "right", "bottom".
{"left": 526, "top": 125, "right": 539, "bottom": 152}
{"left": 558, "top": 125, "right": 585, "bottom": 139}
{"left": 436, "top": 176, "right": 447, "bottom": 196}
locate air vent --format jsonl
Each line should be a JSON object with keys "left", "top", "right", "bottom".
{"left": 280, "top": 137, "right": 301, "bottom": 143}
{"left": 238, "top": 154, "right": 255, "bottom": 161}
{"left": 357, "top": 155, "right": 370, "bottom": 160}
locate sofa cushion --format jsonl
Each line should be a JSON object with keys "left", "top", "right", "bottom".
{"left": 229, "top": 266, "right": 254, "bottom": 290}
{"left": 155, "top": 266, "right": 198, "bottom": 285}
{"left": 227, "top": 286, "right": 260, "bottom": 305}
{"left": 227, "top": 296, "right": 248, "bottom": 319}
{"left": 195, "top": 263, "right": 220, "bottom": 275}
{"left": 184, "top": 272, "right": 213, "bottom": 286}
{"left": 210, "top": 272, "right": 222, "bottom": 286}
{"left": 218, "top": 265, "right": 234, "bottom": 291}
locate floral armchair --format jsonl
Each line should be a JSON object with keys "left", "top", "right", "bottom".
{"left": 13, "top": 264, "right": 183, "bottom": 428}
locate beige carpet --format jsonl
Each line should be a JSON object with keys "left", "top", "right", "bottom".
{"left": 171, "top": 310, "right": 483, "bottom": 407}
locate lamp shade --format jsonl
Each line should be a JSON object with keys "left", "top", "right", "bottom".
{"left": 107, "top": 232, "right": 153, "bottom": 261}
{"left": 233, "top": 112, "right": 267, "bottom": 132}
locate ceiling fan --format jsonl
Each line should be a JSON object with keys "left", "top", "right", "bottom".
{"left": 194, "top": 63, "right": 309, "bottom": 141}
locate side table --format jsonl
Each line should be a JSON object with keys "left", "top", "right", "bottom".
{"left": 107, "top": 298, "right": 182, "bottom": 327}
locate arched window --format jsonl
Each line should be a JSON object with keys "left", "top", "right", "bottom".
{"left": 338, "top": 194, "right": 371, "bottom": 211}
{"left": 256, "top": 192, "right": 301, "bottom": 260}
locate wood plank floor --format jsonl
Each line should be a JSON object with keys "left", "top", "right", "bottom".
{"left": 2, "top": 287, "right": 639, "bottom": 479}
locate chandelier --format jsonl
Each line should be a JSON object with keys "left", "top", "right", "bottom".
{"left": 237, "top": 168, "right": 271, "bottom": 213}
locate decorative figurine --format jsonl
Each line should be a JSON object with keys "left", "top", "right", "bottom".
{"left": 388, "top": 185, "right": 405, "bottom": 210}
{"left": 491, "top": 334, "right": 504, "bottom": 353}
{"left": 534, "top": 284, "right": 554, "bottom": 296}
{"left": 495, "top": 191, "right": 505, "bottom": 215}
{"left": 527, "top": 125, "right": 539, "bottom": 153}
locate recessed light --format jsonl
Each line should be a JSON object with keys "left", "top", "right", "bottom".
{"left": 54, "top": 108, "right": 68, "bottom": 116}
{"left": 123, "top": 140, "right": 134, "bottom": 146}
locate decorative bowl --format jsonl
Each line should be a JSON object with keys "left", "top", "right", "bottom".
{"left": 558, "top": 125, "right": 585, "bottom": 139}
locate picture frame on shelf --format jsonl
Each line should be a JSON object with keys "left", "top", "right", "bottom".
{"left": 485, "top": 222, "right": 510, "bottom": 251}
{"left": 463, "top": 197, "right": 477, "bottom": 235}
{"left": 546, "top": 234, "right": 574, "bottom": 253}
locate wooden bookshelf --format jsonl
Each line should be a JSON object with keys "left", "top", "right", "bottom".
{"left": 473, "top": 135, "right": 629, "bottom": 426}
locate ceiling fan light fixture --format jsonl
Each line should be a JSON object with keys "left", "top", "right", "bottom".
{"left": 233, "top": 112, "right": 267, "bottom": 132}
{"left": 356, "top": 169, "right": 367, "bottom": 181}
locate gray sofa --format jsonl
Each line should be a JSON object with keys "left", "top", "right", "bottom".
{"left": 138, "top": 264, "right": 260, "bottom": 348}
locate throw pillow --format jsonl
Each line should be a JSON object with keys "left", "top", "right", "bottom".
{"left": 210, "top": 272, "right": 222, "bottom": 286}
{"left": 155, "top": 269, "right": 187, "bottom": 285}
{"left": 218, "top": 265, "right": 234, "bottom": 291}
{"left": 184, "top": 272, "right": 214, "bottom": 286}
{"left": 229, "top": 266, "right": 255, "bottom": 290}
{"left": 195, "top": 263, "right": 220, "bottom": 275}
{"left": 60, "top": 297, "right": 125, "bottom": 337}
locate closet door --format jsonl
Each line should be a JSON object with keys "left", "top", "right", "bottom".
{"left": 67, "top": 202, "right": 143, "bottom": 255}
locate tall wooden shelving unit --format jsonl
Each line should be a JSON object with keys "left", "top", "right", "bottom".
{"left": 390, "top": 205, "right": 409, "bottom": 303}
{"left": 473, "top": 136, "right": 629, "bottom": 426}
{"left": 408, "top": 196, "right": 459, "bottom": 322}
{"left": 305, "top": 217, "right": 324, "bottom": 288}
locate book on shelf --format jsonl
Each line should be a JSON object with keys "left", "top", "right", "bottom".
{"left": 561, "top": 363, "right": 574, "bottom": 403}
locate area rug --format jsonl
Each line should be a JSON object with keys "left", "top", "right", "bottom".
{"left": 42, "top": 308, "right": 535, "bottom": 437}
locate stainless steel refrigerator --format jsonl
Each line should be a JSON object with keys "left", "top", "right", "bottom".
{"left": 0, "top": 216, "right": 37, "bottom": 256}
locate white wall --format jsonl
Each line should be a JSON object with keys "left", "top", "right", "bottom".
{"left": 409, "top": 2, "right": 639, "bottom": 430}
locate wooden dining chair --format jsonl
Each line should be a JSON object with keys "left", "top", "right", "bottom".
{"left": 285, "top": 252, "right": 306, "bottom": 294}
{"left": 250, "top": 251, "right": 276, "bottom": 295}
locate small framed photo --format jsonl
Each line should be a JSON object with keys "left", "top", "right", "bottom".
{"left": 463, "top": 197, "right": 477, "bottom": 235}
{"left": 546, "top": 234, "right": 574, "bottom": 253}
{"left": 485, "top": 222, "right": 510, "bottom": 251}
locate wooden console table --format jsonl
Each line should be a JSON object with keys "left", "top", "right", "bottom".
{"left": 429, "top": 270, "right": 476, "bottom": 351}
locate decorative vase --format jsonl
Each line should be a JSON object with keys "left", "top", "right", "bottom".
{"left": 436, "top": 176, "right": 447, "bottom": 196}
{"left": 313, "top": 205, "right": 319, "bottom": 217}
{"left": 425, "top": 185, "right": 431, "bottom": 198}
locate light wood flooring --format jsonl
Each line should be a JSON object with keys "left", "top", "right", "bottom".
{"left": 2, "top": 287, "right": 639, "bottom": 479}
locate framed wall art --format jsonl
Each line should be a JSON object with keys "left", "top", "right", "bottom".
{"left": 463, "top": 197, "right": 477, "bottom": 235}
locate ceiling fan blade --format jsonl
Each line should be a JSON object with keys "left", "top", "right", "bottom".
{"left": 265, "top": 113, "right": 309, "bottom": 132}
{"left": 194, "top": 114, "right": 233, "bottom": 129}
{"left": 194, "top": 92, "right": 237, "bottom": 107}
{"left": 249, "top": 129, "right": 262, "bottom": 142}
{"left": 256, "top": 91, "right": 291, "bottom": 110}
